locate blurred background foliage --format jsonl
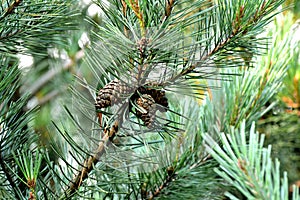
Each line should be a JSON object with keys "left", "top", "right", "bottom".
{"left": 256, "top": 0, "right": 300, "bottom": 187}
{"left": 7, "top": 0, "right": 300, "bottom": 197}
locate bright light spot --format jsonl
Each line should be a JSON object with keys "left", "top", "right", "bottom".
{"left": 82, "top": 0, "right": 92, "bottom": 5}
{"left": 48, "top": 48, "right": 68, "bottom": 60}
{"left": 27, "top": 97, "right": 39, "bottom": 110}
{"left": 291, "top": 20, "right": 300, "bottom": 46}
{"left": 78, "top": 32, "right": 90, "bottom": 49}
{"left": 87, "top": 3, "right": 103, "bottom": 18}
{"left": 17, "top": 54, "right": 34, "bottom": 70}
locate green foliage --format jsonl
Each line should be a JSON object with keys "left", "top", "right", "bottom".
{"left": 259, "top": 113, "right": 300, "bottom": 183}
{"left": 51, "top": 0, "right": 292, "bottom": 199}
{"left": 1, "top": 0, "right": 299, "bottom": 199}
{"left": 204, "top": 121, "right": 300, "bottom": 199}
{"left": 0, "top": 58, "right": 37, "bottom": 199}
{"left": 258, "top": 7, "right": 300, "bottom": 186}
{"left": 208, "top": 21, "right": 293, "bottom": 131}
{"left": 0, "top": 1, "right": 78, "bottom": 199}
{"left": 11, "top": 150, "right": 42, "bottom": 198}
{"left": 0, "top": 0, "right": 77, "bottom": 56}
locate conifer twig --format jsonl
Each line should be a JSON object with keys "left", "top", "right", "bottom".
{"left": 68, "top": 121, "right": 118, "bottom": 196}
{"left": 167, "top": 3, "right": 272, "bottom": 84}
{"left": 26, "top": 50, "right": 84, "bottom": 99}
{"left": 0, "top": 149, "right": 20, "bottom": 200}
{"left": 163, "top": 0, "right": 175, "bottom": 20}
{"left": 0, "top": 0, "right": 22, "bottom": 21}
{"left": 128, "top": 0, "right": 145, "bottom": 36}
{"left": 147, "top": 166, "right": 176, "bottom": 200}
{"left": 121, "top": 0, "right": 129, "bottom": 38}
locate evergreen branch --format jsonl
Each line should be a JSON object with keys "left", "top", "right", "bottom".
{"left": 121, "top": 0, "right": 129, "bottom": 37}
{"left": 0, "top": 0, "right": 22, "bottom": 21}
{"left": 146, "top": 161, "right": 225, "bottom": 200}
{"left": 26, "top": 50, "right": 84, "bottom": 99}
{"left": 127, "top": 0, "right": 145, "bottom": 36}
{"left": 133, "top": 98, "right": 221, "bottom": 199}
{"left": 0, "top": 29, "right": 22, "bottom": 42}
{"left": 67, "top": 121, "right": 119, "bottom": 196}
{"left": 27, "top": 65, "right": 69, "bottom": 98}
{"left": 62, "top": 0, "right": 287, "bottom": 198}
{"left": 163, "top": 0, "right": 175, "bottom": 20}
{"left": 203, "top": 121, "right": 300, "bottom": 199}
{"left": 0, "top": 151, "right": 21, "bottom": 200}
{"left": 0, "top": 60, "right": 38, "bottom": 199}
{"left": 147, "top": 166, "right": 176, "bottom": 199}
{"left": 212, "top": 12, "right": 294, "bottom": 130}
{"left": 0, "top": 1, "right": 77, "bottom": 56}
{"left": 167, "top": 0, "right": 283, "bottom": 86}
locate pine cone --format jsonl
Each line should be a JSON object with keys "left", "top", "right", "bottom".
{"left": 146, "top": 89, "right": 168, "bottom": 112}
{"left": 136, "top": 94, "right": 157, "bottom": 128}
{"left": 138, "top": 83, "right": 169, "bottom": 112}
{"left": 95, "top": 79, "right": 131, "bottom": 110}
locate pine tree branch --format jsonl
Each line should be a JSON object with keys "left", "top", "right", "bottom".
{"left": 147, "top": 166, "right": 176, "bottom": 200}
{"left": 60, "top": 1, "right": 286, "bottom": 198}
{"left": 121, "top": 0, "right": 129, "bottom": 37}
{"left": 0, "top": 29, "right": 23, "bottom": 42}
{"left": 163, "top": 0, "right": 175, "bottom": 20}
{"left": 0, "top": 0, "right": 22, "bottom": 21}
{"left": 24, "top": 88, "right": 65, "bottom": 111}
{"left": 128, "top": 0, "right": 145, "bottom": 36}
{"left": 203, "top": 121, "right": 299, "bottom": 199}
{"left": 0, "top": 149, "right": 21, "bottom": 200}
{"left": 26, "top": 65, "right": 69, "bottom": 98}
{"left": 67, "top": 121, "right": 119, "bottom": 196}
{"left": 167, "top": 1, "right": 279, "bottom": 85}
{"left": 0, "top": 64, "right": 35, "bottom": 199}
{"left": 0, "top": 1, "right": 77, "bottom": 56}
{"left": 26, "top": 50, "right": 84, "bottom": 99}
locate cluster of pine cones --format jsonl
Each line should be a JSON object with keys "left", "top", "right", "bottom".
{"left": 95, "top": 79, "right": 169, "bottom": 128}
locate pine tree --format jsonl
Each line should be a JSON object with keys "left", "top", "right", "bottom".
{"left": 1, "top": 0, "right": 300, "bottom": 199}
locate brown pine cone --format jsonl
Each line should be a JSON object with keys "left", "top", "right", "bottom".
{"left": 136, "top": 94, "right": 157, "bottom": 128}
{"left": 138, "top": 83, "right": 169, "bottom": 112}
{"left": 95, "top": 79, "right": 131, "bottom": 110}
{"left": 146, "top": 89, "right": 168, "bottom": 112}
